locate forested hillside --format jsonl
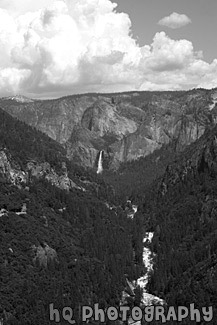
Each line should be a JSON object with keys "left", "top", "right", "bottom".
{"left": 1, "top": 100, "right": 217, "bottom": 324}
{"left": 103, "top": 142, "right": 177, "bottom": 203}
{"left": 135, "top": 126, "right": 217, "bottom": 324}
{"left": 101, "top": 123, "right": 217, "bottom": 324}
{"left": 0, "top": 109, "right": 144, "bottom": 325}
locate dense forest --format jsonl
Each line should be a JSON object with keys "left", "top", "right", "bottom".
{"left": 1, "top": 103, "right": 217, "bottom": 324}
{"left": 0, "top": 109, "right": 144, "bottom": 325}
{"left": 135, "top": 127, "right": 217, "bottom": 324}
{"left": 103, "top": 125, "right": 217, "bottom": 324}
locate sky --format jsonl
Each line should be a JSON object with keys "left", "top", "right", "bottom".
{"left": 0, "top": 0, "right": 216, "bottom": 98}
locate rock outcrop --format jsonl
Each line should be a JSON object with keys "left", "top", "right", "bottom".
{"left": 0, "top": 150, "right": 27, "bottom": 186}
{"left": 0, "top": 150, "right": 81, "bottom": 191}
{"left": 27, "top": 161, "right": 81, "bottom": 191}
{"left": 32, "top": 243, "right": 58, "bottom": 268}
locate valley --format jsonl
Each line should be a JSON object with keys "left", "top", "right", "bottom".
{"left": 0, "top": 89, "right": 217, "bottom": 324}
{"left": 1, "top": 88, "right": 217, "bottom": 172}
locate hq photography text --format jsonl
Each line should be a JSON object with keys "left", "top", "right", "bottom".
{"left": 49, "top": 303, "right": 214, "bottom": 324}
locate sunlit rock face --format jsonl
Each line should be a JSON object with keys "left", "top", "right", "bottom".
{"left": 0, "top": 150, "right": 28, "bottom": 186}
{"left": 0, "top": 149, "right": 81, "bottom": 191}
{"left": 81, "top": 97, "right": 138, "bottom": 138}
{"left": 1, "top": 88, "right": 217, "bottom": 170}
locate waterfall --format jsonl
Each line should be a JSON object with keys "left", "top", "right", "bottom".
{"left": 97, "top": 150, "right": 103, "bottom": 174}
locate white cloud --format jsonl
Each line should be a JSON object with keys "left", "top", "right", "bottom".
{"left": 0, "top": 1, "right": 216, "bottom": 97}
{"left": 158, "top": 12, "right": 191, "bottom": 29}
{"left": 197, "top": 59, "right": 217, "bottom": 89}
{"left": 141, "top": 32, "right": 196, "bottom": 71}
{"left": 0, "top": 0, "right": 54, "bottom": 15}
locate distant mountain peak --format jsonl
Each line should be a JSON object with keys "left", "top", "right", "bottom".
{"left": 2, "top": 94, "right": 34, "bottom": 103}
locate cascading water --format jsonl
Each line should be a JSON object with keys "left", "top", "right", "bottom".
{"left": 120, "top": 204, "right": 164, "bottom": 325}
{"left": 97, "top": 150, "right": 103, "bottom": 174}
{"left": 136, "top": 233, "right": 164, "bottom": 306}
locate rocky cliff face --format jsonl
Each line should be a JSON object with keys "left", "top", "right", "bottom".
{"left": 1, "top": 88, "right": 217, "bottom": 170}
{"left": 159, "top": 123, "right": 217, "bottom": 196}
{"left": 0, "top": 149, "right": 82, "bottom": 192}
{"left": 0, "top": 150, "right": 28, "bottom": 187}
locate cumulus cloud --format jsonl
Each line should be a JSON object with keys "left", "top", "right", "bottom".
{"left": 158, "top": 12, "right": 191, "bottom": 29}
{"left": 0, "top": 0, "right": 216, "bottom": 97}
{"left": 141, "top": 32, "right": 197, "bottom": 71}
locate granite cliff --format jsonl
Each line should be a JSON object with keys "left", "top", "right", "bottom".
{"left": 1, "top": 88, "right": 217, "bottom": 170}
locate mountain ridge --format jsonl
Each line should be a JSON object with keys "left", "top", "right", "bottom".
{"left": 1, "top": 88, "right": 217, "bottom": 170}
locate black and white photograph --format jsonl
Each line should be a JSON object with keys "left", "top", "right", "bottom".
{"left": 0, "top": 0, "right": 216, "bottom": 324}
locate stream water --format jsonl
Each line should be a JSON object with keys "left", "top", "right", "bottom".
{"left": 121, "top": 202, "right": 164, "bottom": 324}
